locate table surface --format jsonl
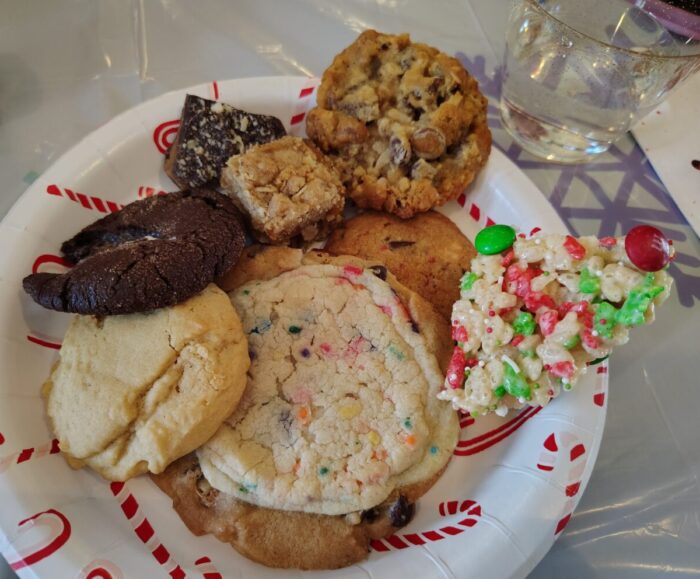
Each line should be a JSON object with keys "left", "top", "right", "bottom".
{"left": 1, "top": 1, "right": 699, "bottom": 577}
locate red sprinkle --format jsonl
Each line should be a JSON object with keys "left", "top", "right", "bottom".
{"left": 465, "top": 358, "right": 479, "bottom": 368}
{"left": 486, "top": 327, "right": 493, "bottom": 334}
{"left": 511, "top": 335, "right": 525, "bottom": 347}
{"left": 524, "top": 291, "right": 557, "bottom": 313}
{"left": 582, "top": 329, "right": 601, "bottom": 349}
{"left": 518, "top": 233, "right": 526, "bottom": 239}
{"left": 530, "top": 227, "right": 542, "bottom": 236}
{"left": 549, "top": 361, "right": 575, "bottom": 380}
{"left": 505, "top": 264, "right": 541, "bottom": 298}
{"left": 488, "top": 310, "right": 496, "bottom": 317}
{"left": 538, "top": 310, "right": 559, "bottom": 336}
{"left": 600, "top": 236, "right": 617, "bottom": 248}
{"left": 563, "top": 235, "right": 586, "bottom": 260}
{"left": 343, "top": 265, "right": 363, "bottom": 276}
{"left": 452, "top": 325, "right": 469, "bottom": 342}
{"left": 320, "top": 343, "right": 332, "bottom": 354}
{"left": 501, "top": 249, "right": 516, "bottom": 267}
{"left": 600, "top": 319, "right": 607, "bottom": 325}
{"left": 446, "top": 348, "right": 467, "bottom": 388}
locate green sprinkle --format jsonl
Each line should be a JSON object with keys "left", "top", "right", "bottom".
{"left": 493, "top": 385, "right": 507, "bottom": 398}
{"left": 563, "top": 382, "right": 572, "bottom": 391}
{"left": 500, "top": 361, "right": 531, "bottom": 399}
{"left": 404, "top": 418, "right": 412, "bottom": 429}
{"left": 589, "top": 355, "right": 609, "bottom": 366}
{"left": 579, "top": 268, "right": 601, "bottom": 294}
{"left": 513, "top": 312, "right": 536, "bottom": 336}
{"left": 319, "top": 466, "right": 329, "bottom": 476}
{"left": 242, "top": 289, "right": 250, "bottom": 295}
{"left": 471, "top": 410, "right": 480, "bottom": 418}
{"left": 563, "top": 334, "right": 581, "bottom": 350}
{"left": 288, "top": 325, "right": 302, "bottom": 334}
{"left": 615, "top": 273, "right": 664, "bottom": 327}
{"left": 534, "top": 383, "right": 541, "bottom": 389}
{"left": 430, "top": 446, "right": 438, "bottom": 455}
{"left": 542, "top": 271, "right": 550, "bottom": 276}
{"left": 594, "top": 302, "right": 618, "bottom": 338}
{"left": 460, "top": 272, "right": 479, "bottom": 291}
{"left": 238, "top": 486, "right": 248, "bottom": 493}
{"left": 388, "top": 345, "right": 405, "bottom": 361}
{"left": 521, "top": 350, "right": 536, "bottom": 358}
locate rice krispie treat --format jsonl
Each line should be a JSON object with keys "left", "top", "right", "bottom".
{"left": 439, "top": 224, "right": 674, "bottom": 417}
{"left": 306, "top": 30, "right": 491, "bottom": 219}
{"left": 220, "top": 136, "right": 345, "bottom": 243}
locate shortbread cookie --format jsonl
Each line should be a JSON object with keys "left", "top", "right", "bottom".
{"left": 152, "top": 453, "right": 445, "bottom": 570}
{"left": 307, "top": 30, "right": 491, "bottom": 218}
{"left": 325, "top": 210, "right": 476, "bottom": 319}
{"left": 43, "top": 285, "right": 250, "bottom": 481}
{"left": 23, "top": 189, "right": 245, "bottom": 315}
{"left": 440, "top": 226, "right": 674, "bottom": 417}
{"left": 199, "top": 249, "right": 458, "bottom": 516}
{"left": 165, "top": 94, "right": 286, "bottom": 189}
{"left": 220, "top": 136, "right": 345, "bottom": 243}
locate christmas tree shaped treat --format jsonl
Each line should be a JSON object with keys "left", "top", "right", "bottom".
{"left": 438, "top": 224, "right": 674, "bottom": 417}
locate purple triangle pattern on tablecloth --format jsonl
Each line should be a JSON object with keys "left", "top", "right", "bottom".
{"left": 455, "top": 54, "right": 699, "bottom": 307}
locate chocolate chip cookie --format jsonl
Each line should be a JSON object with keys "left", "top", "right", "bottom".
{"left": 325, "top": 211, "right": 477, "bottom": 319}
{"left": 23, "top": 189, "right": 246, "bottom": 315}
{"left": 306, "top": 30, "right": 491, "bottom": 218}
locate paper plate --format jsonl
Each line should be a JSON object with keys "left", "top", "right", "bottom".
{"left": 0, "top": 76, "right": 607, "bottom": 579}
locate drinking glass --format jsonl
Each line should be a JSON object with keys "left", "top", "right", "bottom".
{"left": 500, "top": 0, "right": 700, "bottom": 162}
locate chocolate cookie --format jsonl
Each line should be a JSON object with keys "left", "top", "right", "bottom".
{"left": 325, "top": 211, "right": 477, "bottom": 319}
{"left": 23, "top": 189, "right": 246, "bottom": 315}
{"left": 165, "top": 94, "right": 286, "bottom": 189}
{"left": 307, "top": 30, "right": 491, "bottom": 218}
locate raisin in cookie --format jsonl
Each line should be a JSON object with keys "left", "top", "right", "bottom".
{"left": 220, "top": 136, "right": 345, "bottom": 243}
{"left": 306, "top": 30, "right": 491, "bottom": 218}
{"left": 43, "top": 285, "right": 250, "bottom": 481}
{"left": 325, "top": 210, "right": 477, "bottom": 319}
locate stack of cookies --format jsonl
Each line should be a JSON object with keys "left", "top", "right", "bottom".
{"left": 23, "top": 29, "right": 494, "bottom": 570}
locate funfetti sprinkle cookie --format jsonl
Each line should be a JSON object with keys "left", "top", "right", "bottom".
{"left": 438, "top": 224, "right": 674, "bottom": 417}
{"left": 200, "top": 249, "right": 458, "bottom": 516}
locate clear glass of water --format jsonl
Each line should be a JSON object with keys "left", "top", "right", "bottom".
{"left": 500, "top": 0, "right": 700, "bottom": 162}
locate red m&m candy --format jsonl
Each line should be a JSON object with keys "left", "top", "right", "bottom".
{"left": 624, "top": 225, "right": 670, "bottom": 272}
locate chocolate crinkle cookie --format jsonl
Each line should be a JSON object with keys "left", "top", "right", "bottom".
{"left": 306, "top": 30, "right": 491, "bottom": 218}
{"left": 165, "top": 94, "right": 287, "bottom": 189}
{"left": 23, "top": 189, "right": 246, "bottom": 315}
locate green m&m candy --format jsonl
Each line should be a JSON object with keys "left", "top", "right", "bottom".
{"left": 475, "top": 224, "right": 516, "bottom": 255}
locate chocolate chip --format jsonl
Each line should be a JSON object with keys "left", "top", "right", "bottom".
{"left": 411, "top": 321, "right": 420, "bottom": 333}
{"left": 388, "top": 240, "right": 415, "bottom": 249}
{"left": 370, "top": 265, "right": 388, "bottom": 280}
{"left": 389, "top": 135, "right": 411, "bottom": 166}
{"left": 388, "top": 494, "right": 415, "bottom": 528}
{"left": 361, "top": 507, "right": 379, "bottom": 523}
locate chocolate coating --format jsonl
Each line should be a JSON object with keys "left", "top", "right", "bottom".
{"left": 165, "top": 94, "right": 286, "bottom": 189}
{"left": 23, "top": 189, "right": 246, "bottom": 315}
